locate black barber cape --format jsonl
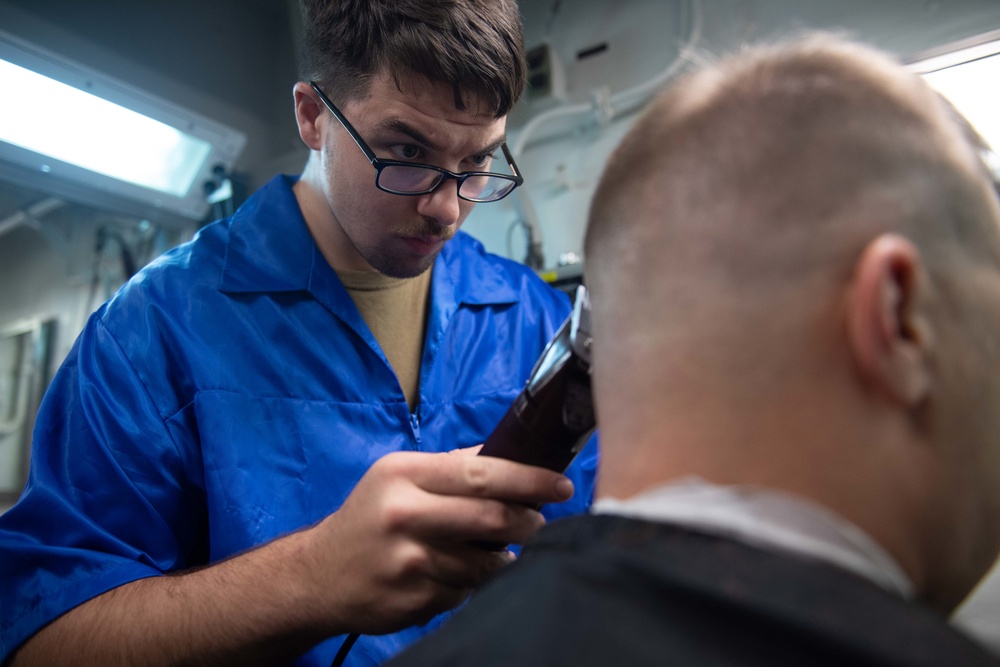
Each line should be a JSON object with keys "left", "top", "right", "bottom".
{"left": 386, "top": 515, "right": 1000, "bottom": 667}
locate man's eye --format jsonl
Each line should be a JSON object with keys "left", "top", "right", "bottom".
{"left": 392, "top": 144, "right": 423, "bottom": 161}
{"left": 469, "top": 153, "right": 493, "bottom": 169}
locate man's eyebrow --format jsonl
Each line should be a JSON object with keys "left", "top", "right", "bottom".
{"left": 372, "top": 118, "right": 507, "bottom": 156}
{"left": 479, "top": 137, "right": 507, "bottom": 156}
{"left": 372, "top": 119, "right": 439, "bottom": 151}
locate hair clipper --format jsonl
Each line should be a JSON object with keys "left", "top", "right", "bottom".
{"left": 478, "top": 284, "right": 595, "bottom": 473}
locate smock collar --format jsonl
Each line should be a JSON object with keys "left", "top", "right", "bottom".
{"left": 218, "top": 174, "right": 519, "bottom": 307}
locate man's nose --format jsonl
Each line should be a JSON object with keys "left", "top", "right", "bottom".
{"left": 415, "top": 178, "right": 463, "bottom": 227}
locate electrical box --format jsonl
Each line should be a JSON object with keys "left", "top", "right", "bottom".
{"left": 525, "top": 41, "right": 566, "bottom": 101}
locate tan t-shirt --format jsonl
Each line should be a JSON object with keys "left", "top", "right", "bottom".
{"left": 336, "top": 268, "right": 432, "bottom": 412}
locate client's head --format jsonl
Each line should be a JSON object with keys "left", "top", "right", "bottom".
{"left": 584, "top": 34, "right": 1000, "bottom": 613}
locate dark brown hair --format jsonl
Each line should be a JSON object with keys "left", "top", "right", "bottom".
{"left": 299, "top": 0, "right": 525, "bottom": 118}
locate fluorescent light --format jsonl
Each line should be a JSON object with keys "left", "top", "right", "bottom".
{"left": 0, "top": 28, "right": 245, "bottom": 224}
{"left": 0, "top": 58, "right": 212, "bottom": 198}
{"left": 910, "top": 33, "right": 1000, "bottom": 178}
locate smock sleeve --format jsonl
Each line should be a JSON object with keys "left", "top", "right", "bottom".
{"left": 0, "top": 312, "right": 205, "bottom": 662}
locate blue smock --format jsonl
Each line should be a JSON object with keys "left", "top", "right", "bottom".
{"left": 0, "top": 175, "right": 598, "bottom": 665}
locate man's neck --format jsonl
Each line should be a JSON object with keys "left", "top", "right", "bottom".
{"left": 293, "top": 167, "right": 371, "bottom": 274}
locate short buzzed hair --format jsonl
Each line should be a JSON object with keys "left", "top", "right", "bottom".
{"left": 581, "top": 34, "right": 1000, "bottom": 433}
{"left": 299, "top": 0, "right": 526, "bottom": 117}
{"left": 585, "top": 35, "right": 1000, "bottom": 318}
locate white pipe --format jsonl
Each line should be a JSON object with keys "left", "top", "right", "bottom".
{"left": 510, "top": 0, "right": 702, "bottom": 269}
{"left": 513, "top": 0, "right": 702, "bottom": 159}
{"left": 0, "top": 197, "right": 64, "bottom": 239}
{"left": 608, "top": 0, "right": 702, "bottom": 111}
{"left": 512, "top": 100, "right": 594, "bottom": 159}
{"left": 512, "top": 185, "right": 545, "bottom": 268}
{"left": 0, "top": 211, "right": 32, "bottom": 238}
{"left": 0, "top": 325, "right": 36, "bottom": 437}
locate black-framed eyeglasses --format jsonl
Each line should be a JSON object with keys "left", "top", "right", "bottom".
{"left": 310, "top": 82, "right": 523, "bottom": 203}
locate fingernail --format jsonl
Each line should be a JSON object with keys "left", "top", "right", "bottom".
{"left": 555, "top": 477, "right": 574, "bottom": 500}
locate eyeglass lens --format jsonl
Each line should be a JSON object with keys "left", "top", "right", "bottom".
{"left": 378, "top": 165, "right": 516, "bottom": 201}
{"left": 379, "top": 165, "right": 440, "bottom": 193}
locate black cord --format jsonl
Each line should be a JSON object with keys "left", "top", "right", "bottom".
{"left": 506, "top": 217, "right": 523, "bottom": 260}
{"left": 507, "top": 217, "right": 543, "bottom": 268}
{"left": 331, "top": 632, "right": 360, "bottom": 667}
{"left": 544, "top": 0, "right": 562, "bottom": 37}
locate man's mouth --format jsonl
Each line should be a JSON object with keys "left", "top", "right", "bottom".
{"left": 393, "top": 217, "right": 456, "bottom": 257}
{"left": 400, "top": 234, "right": 447, "bottom": 256}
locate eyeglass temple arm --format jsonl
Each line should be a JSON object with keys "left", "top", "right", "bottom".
{"left": 312, "top": 81, "right": 522, "bottom": 187}
{"left": 500, "top": 143, "right": 523, "bottom": 184}
{"left": 309, "top": 81, "right": 379, "bottom": 165}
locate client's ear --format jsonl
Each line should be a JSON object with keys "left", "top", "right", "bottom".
{"left": 846, "top": 234, "right": 933, "bottom": 407}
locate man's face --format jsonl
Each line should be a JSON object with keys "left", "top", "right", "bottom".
{"left": 313, "top": 72, "right": 508, "bottom": 278}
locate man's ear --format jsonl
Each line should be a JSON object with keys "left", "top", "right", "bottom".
{"left": 292, "top": 81, "right": 325, "bottom": 151}
{"left": 846, "top": 234, "right": 934, "bottom": 407}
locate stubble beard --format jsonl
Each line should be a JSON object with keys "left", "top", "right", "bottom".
{"left": 323, "top": 137, "right": 457, "bottom": 278}
{"left": 363, "top": 218, "right": 456, "bottom": 278}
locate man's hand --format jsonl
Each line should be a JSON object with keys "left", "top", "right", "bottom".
{"left": 10, "top": 449, "right": 574, "bottom": 667}
{"left": 298, "top": 449, "right": 575, "bottom": 635}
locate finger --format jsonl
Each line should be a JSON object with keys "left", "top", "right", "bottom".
{"left": 384, "top": 491, "right": 547, "bottom": 544}
{"left": 419, "top": 541, "right": 515, "bottom": 589}
{"left": 401, "top": 452, "right": 575, "bottom": 505}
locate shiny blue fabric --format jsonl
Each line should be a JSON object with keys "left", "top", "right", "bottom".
{"left": 0, "top": 175, "right": 598, "bottom": 665}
